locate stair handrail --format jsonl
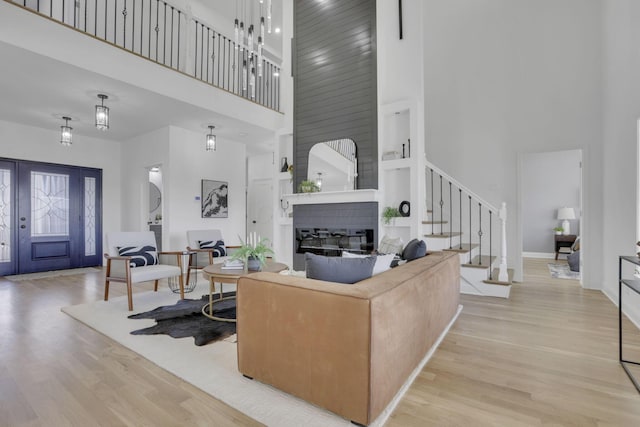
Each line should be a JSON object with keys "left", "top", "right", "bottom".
{"left": 424, "top": 157, "right": 499, "bottom": 213}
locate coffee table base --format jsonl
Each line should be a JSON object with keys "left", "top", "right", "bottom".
{"left": 202, "top": 295, "right": 237, "bottom": 323}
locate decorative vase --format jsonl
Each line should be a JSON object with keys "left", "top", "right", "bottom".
{"left": 281, "top": 157, "right": 289, "bottom": 173}
{"left": 247, "top": 256, "right": 262, "bottom": 271}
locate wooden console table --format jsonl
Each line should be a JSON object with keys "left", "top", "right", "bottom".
{"left": 554, "top": 234, "right": 577, "bottom": 260}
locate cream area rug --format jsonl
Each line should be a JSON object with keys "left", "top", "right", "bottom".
{"left": 62, "top": 287, "right": 461, "bottom": 427}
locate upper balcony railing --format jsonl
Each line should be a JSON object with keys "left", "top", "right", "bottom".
{"left": 8, "top": 0, "right": 281, "bottom": 112}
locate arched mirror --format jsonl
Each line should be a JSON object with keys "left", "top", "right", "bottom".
{"left": 149, "top": 182, "right": 161, "bottom": 213}
{"left": 307, "top": 138, "right": 358, "bottom": 191}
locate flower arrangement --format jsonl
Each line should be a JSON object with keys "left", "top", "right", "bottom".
{"left": 382, "top": 206, "right": 401, "bottom": 225}
{"left": 299, "top": 180, "right": 320, "bottom": 193}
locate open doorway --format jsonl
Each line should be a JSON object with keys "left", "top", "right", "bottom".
{"left": 521, "top": 149, "right": 583, "bottom": 284}
{"left": 148, "top": 166, "right": 163, "bottom": 251}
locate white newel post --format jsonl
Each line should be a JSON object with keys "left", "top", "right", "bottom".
{"left": 498, "top": 202, "right": 509, "bottom": 282}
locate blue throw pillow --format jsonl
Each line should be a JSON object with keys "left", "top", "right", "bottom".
{"left": 118, "top": 245, "right": 158, "bottom": 268}
{"left": 305, "top": 253, "right": 376, "bottom": 284}
{"left": 402, "top": 239, "right": 427, "bottom": 261}
{"left": 199, "top": 240, "right": 227, "bottom": 257}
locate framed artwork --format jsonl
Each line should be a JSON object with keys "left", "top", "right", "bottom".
{"left": 201, "top": 179, "right": 228, "bottom": 218}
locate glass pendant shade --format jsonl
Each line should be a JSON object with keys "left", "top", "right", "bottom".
{"left": 242, "top": 59, "right": 248, "bottom": 91}
{"left": 240, "top": 22, "right": 245, "bottom": 51}
{"left": 248, "top": 25, "right": 254, "bottom": 57}
{"left": 95, "top": 94, "right": 109, "bottom": 131}
{"left": 205, "top": 126, "right": 216, "bottom": 151}
{"left": 60, "top": 117, "right": 72, "bottom": 146}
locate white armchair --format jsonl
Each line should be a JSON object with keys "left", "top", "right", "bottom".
{"left": 186, "top": 229, "right": 239, "bottom": 268}
{"left": 104, "top": 231, "right": 185, "bottom": 311}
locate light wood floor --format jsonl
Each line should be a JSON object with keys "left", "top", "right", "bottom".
{"left": 2, "top": 259, "right": 640, "bottom": 426}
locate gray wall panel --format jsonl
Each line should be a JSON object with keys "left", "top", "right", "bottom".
{"left": 293, "top": 0, "right": 377, "bottom": 191}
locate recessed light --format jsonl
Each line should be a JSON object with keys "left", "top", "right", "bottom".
{"left": 275, "top": 27, "right": 281, "bottom": 34}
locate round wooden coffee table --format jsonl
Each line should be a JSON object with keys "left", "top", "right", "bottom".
{"left": 201, "top": 260, "right": 288, "bottom": 322}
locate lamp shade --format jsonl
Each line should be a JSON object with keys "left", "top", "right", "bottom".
{"left": 557, "top": 207, "right": 576, "bottom": 220}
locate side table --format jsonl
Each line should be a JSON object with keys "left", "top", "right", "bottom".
{"left": 554, "top": 234, "right": 577, "bottom": 260}
{"left": 619, "top": 255, "right": 640, "bottom": 392}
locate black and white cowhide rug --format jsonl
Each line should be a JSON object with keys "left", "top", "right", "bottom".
{"left": 128, "top": 293, "right": 236, "bottom": 346}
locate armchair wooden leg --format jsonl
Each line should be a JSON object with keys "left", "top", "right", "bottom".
{"left": 127, "top": 280, "right": 134, "bottom": 311}
{"left": 178, "top": 274, "right": 185, "bottom": 300}
{"left": 104, "top": 278, "right": 110, "bottom": 301}
{"left": 154, "top": 280, "right": 159, "bottom": 292}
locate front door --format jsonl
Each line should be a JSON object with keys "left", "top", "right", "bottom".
{"left": 0, "top": 159, "right": 102, "bottom": 275}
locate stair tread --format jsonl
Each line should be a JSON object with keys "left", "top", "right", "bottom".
{"left": 422, "top": 220, "right": 448, "bottom": 225}
{"left": 461, "top": 255, "right": 496, "bottom": 269}
{"left": 483, "top": 268, "right": 514, "bottom": 286}
{"left": 424, "top": 232, "right": 463, "bottom": 239}
{"left": 443, "top": 243, "right": 479, "bottom": 254}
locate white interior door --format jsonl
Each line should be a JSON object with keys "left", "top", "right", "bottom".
{"left": 247, "top": 178, "right": 273, "bottom": 248}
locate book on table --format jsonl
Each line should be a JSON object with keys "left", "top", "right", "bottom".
{"left": 221, "top": 259, "right": 244, "bottom": 270}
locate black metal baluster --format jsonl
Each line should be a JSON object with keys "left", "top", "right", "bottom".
{"left": 155, "top": 0, "right": 159, "bottom": 61}
{"left": 439, "top": 175, "right": 444, "bottom": 235}
{"left": 123, "top": 0, "right": 127, "bottom": 49}
{"left": 50, "top": 0, "right": 52, "bottom": 18}
{"left": 193, "top": 21, "right": 198, "bottom": 76}
{"left": 132, "top": 0, "right": 135, "bottom": 52}
{"left": 430, "top": 168, "right": 433, "bottom": 231}
{"left": 170, "top": 7, "right": 174, "bottom": 67}
{"left": 478, "top": 203, "right": 482, "bottom": 265}
{"left": 206, "top": 27, "right": 209, "bottom": 82}
{"left": 459, "top": 188, "right": 462, "bottom": 249}
{"left": 219, "top": 34, "right": 223, "bottom": 88}
{"left": 449, "top": 182, "right": 452, "bottom": 249}
{"left": 148, "top": 0, "right": 152, "bottom": 57}
{"left": 114, "top": 0, "right": 117, "bottom": 44}
{"left": 200, "top": 23, "right": 204, "bottom": 78}
{"left": 468, "top": 195, "right": 472, "bottom": 264}
{"left": 73, "top": 0, "right": 76, "bottom": 28}
{"left": 210, "top": 32, "right": 215, "bottom": 84}
{"left": 84, "top": 0, "right": 87, "bottom": 32}
{"left": 94, "top": 0, "right": 97, "bottom": 36}
{"left": 62, "top": 0, "right": 64, "bottom": 24}
{"left": 177, "top": 10, "right": 181, "bottom": 69}
{"left": 162, "top": 2, "right": 166, "bottom": 64}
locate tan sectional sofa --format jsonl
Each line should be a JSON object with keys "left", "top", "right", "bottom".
{"left": 236, "top": 250, "right": 461, "bottom": 426}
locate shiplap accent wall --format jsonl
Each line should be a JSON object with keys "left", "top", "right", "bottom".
{"left": 293, "top": 0, "right": 378, "bottom": 190}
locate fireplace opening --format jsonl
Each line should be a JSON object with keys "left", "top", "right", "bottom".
{"left": 295, "top": 228, "right": 374, "bottom": 257}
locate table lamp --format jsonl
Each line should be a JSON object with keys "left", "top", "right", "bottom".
{"left": 557, "top": 207, "right": 575, "bottom": 235}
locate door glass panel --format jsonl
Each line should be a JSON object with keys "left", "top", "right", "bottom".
{"left": 0, "top": 169, "right": 10, "bottom": 262}
{"left": 84, "top": 177, "right": 96, "bottom": 256}
{"left": 31, "top": 171, "right": 69, "bottom": 237}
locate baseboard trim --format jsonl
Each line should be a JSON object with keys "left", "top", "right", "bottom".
{"left": 522, "top": 252, "right": 556, "bottom": 259}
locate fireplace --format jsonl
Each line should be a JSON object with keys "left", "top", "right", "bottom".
{"left": 292, "top": 202, "right": 378, "bottom": 270}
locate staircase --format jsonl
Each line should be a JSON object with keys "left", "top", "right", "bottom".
{"left": 423, "top": 162, "right": 513, "bottom": 298}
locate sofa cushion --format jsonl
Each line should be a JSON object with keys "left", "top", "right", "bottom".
{"left": 305, "top": 253, "right": 376, "bottom": 284}
{"left": 567, "top": 250, "right": 580, "bottom": 272}
{"left": 342, "top": 251, "right": 395, "bottom": 276}
{"left": 118, "top": 245, "right": 158, "bottom": 268}
{"left": 199, "top": 239, "right": 227, "bottom": 257}
{"left": 402, "top": 239, "right": 427, "bottom": 261}
{"left": 378, "top": 235, "right": 404, "bottom": 255}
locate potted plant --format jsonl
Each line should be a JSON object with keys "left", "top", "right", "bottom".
{"left": 382, "top": 206, "right": 401, "bottom": 225}
{"left": 553, "top": 226, "right": 564, "bottom": 235}
{"left": 299, "top": 180, "right": 320, "bottom": 193}
{"left": 230, "top": 235, "right": 275, "bottom": 271}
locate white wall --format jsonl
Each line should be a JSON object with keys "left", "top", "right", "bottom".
{"left": 167, "top": 126, "right": 246, "bottom": 251}
{"left": 602, "top": 1, "right": 640, "bottom": 318}
{"left": 421, "top": 0, "right": 603, "bottom": 285}
{"left": 522, "top": 149, "right": 581, "bottom": 254}
{"left": 121, "top": 126, "right": 246, "bottom": 252}
{"left": 0, "top": 118, "right": 122, "bottom": 247}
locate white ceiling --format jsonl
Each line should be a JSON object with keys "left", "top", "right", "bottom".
{"left": 0, "top": 0, "right": 284, "bottom": 150}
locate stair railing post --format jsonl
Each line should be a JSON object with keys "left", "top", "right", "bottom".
{"left": 489, "top": 210, "right": 493, "bottom": 280}
{"left": 449, "top": 182, "right": 452, "bottom": 249}
{"left": 477, "top": 203, "right": 482, "bottom": 265}
{"left": 439, "top": 174, "right": 444, "bottom": 235}
{"left": 498, "top": 202, "right": 509, "bottom": 282}
{"left": 468, "top": 195, "right": 472, "bottom": 264}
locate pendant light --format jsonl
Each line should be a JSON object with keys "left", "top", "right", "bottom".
{"left": 206, "top": 125, "right": 217, "bottom": 151}
{"left": 60, "top": 117, "right": 72, "bottom": 146}
{"left": 95, "top": 94, "right": 109, "bottom": 131}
